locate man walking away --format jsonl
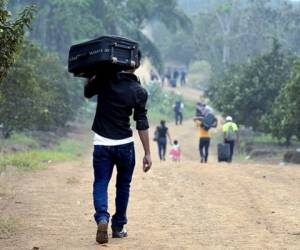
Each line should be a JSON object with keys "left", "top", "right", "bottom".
{"left": 180, "top": 68, "right": 187, "bottom": 86}
{"left": 173, "top": 100, "right": 184, "bottom": 125}
{"left": 84, "top": 52, "right": 152, "bottom": 244}
{"left": 223, "top": 116, "right": 239, "bottom": 162}
{"left": 155, "top": 120, "right": 172, "bottom": 161}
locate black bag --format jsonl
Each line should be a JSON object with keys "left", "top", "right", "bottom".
{"left": 202, "top": 113, "right": 217, "bottom": 130}
{"left": 153, "top": 127, "right": 159, "bottom": 141}
{"left": 217, "top": 143, "right": 231, "bottom": 162}
{"left": 68, "top": 36, "right": 139, "bottom": 78}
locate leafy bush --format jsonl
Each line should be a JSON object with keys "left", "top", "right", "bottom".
{"left": 267, "top": 59, "right": 300, "bottom": 143}
{"left": 0, "top": 2, "right": 35, "bottom": 82}
{"left": 0, "top": 42, "right": 84, "bottom": 138}
{"left": 207, "top": 40, "right": 294, "bottom": 133}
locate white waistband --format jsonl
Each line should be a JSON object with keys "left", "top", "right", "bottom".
{"left": 93, "top": 133, "right": 134, "bottom": 146}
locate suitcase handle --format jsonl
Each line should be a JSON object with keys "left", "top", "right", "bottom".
{"left": 110, "top": 43, "right": 136, "bottom": 67}
{"left": 77, "top": 52, "right": 89, "bottom": 59}
{"left": 112, "top": 42, "right": 135, "bottom": 50}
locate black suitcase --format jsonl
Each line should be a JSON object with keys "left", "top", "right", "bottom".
{"left": 217, "top": 143, "right": 230, "bottom": 162}
{"left": 68, "top": 36, "right": 139, "bottom": 78}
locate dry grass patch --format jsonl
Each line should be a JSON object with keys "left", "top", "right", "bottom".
{"left": 66, "top": 176, "right": 80, "bottom": 185}
{"left": 0, "top": 217, "right": 20, "bottom": 239}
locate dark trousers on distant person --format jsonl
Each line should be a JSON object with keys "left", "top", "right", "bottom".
{"left": 180, "top": 77, "right": 186, "bottom": 86}
{"left": 157, "top": 137, "right": 167, "bottom": 160}
{"left": 93, "top": 143, "right": 135, "bottom": 231}
{"left": 224, "top": 139, "right": 235, "bottom": 162}
{"left": 199, "top": 137, "right": 210, "bottom": 163}
{"left": 175, "top": 112, "right": 183, "bottom": 125}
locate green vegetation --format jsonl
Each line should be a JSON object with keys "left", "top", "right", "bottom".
{"left": 187, "top": 60, "right": 211, "bottom": 90}
{"left": 207, "top": 40, "right": 293, "bottom": 130}
{"left": 0, "top": 0, "right": 191, "bottom": 140}
{"left": 268, "top": 59, "right": 300, "bottom": 143}
{"left": 2, "top": 0, "right": 300, "bottom": 152}
{"left": 207, "top": 39, "right": 300, "bottom": 144}
{"left": 0, "top": 1, "right": 35, "bottom": 81}
{"left": 0, "top": 133, "right": 38, "bottom": 148}
{"left": 155, "top": 0, "right": 300, "bottom": 72}
{"left": 8, "top": 0, "right": 191, "bottom": 71}
{"left": 145, "top": 82, "right": 195, "bottom": 124}
{"left": 0, "top": 217, "right": 19, "bottom": 239}
{"left": 0, "top": 138, "right": 84, "bottom": 173}
{"left": 0, "top": 42, "right": 84, "bottom": 138}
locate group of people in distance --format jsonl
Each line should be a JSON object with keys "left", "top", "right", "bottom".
{"left": 154, "top": 101, "right": 239, "bottom": 164}
{"left": 163, "top": 66, "right": 187, "bottom": 87}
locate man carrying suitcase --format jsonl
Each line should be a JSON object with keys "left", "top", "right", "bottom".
{"left": 223, "top": 116, "right": 239, "bottom": 162}
{"left": 196, "top": 114, "right": 217, "bottom": 163}
{"left": 84, "top": 51, "right": 152, "bottom": 244}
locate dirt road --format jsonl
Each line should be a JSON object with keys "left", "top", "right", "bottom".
{"left": 1, "top": 119, "right": 300, "bottom": 250}
{"left": 163, "top": 85, "right": 205, "bottom": 102}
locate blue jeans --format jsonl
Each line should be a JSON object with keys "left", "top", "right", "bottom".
{"left": 157, "top": 137, "right": 167, "bottom": 160}
{"left": 93, "top": 142, "right": 135, "bottom": 230}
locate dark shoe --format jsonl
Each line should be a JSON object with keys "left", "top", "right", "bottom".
{"left": 112, "top": 227, "right": 128, "bottom": 238}
{"left": 200, "top": 158, "right": 204, "bottom": 163}
{"left": 96, "top": 221, "right": 108, "bottom": 244}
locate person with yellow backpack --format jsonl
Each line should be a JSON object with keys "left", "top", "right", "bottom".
{"left": 223, "top": 116, "right": 239, "bottom": 162}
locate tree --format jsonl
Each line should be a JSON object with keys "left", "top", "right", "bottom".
{"left": 8, "top": 0, "right": 191, "bottom": 71}
{"left": 0, "top": 1, "right": 35, "bottom": 82}
{"left": 207, "top": 39, "right": 294, "bottom": 131}
{"left": 0, "top": 42, "right": 83, "bottom": 138}
{"left": 267, "top": 59, "right": 300, "bottom": 143}
{"left": 192, "top": 0, "right": 299, "bottom": 72}
{"left": 151, "top": 21, "right": 195, "bottom": 66}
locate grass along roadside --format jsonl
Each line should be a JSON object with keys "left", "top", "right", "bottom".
{"left": 0, "top": 217, "right": 20, "bottom": 240}
{"left": 0, "top": 138, "right": 84, "bottom": 173}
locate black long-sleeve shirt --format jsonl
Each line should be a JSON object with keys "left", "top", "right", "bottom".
{"left": 84, "top": 72, "right": 149, "bottom": 139}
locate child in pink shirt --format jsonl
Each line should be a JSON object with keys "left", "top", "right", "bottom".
{"left": 169, "top": 140, "right": 181, "bottom": 162}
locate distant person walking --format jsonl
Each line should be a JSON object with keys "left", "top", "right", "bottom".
{"left": 173, "top": 68, "right": 179, "bottom": 84}
{"left": 155, "top": 120, "right": 172, "bottom": 161}
{"left": 165, "top": 68, "right": 171, "bottom": 86}
{"left": 197, "top": 118, "right": 217, "bottom": 163}
{"left": 173, "top": 100, "right": 184, "bottom": 125}
{"left": 223, "top": 116, "right": 239, "bottom": 162}
{"left": 180, "top": 68, "right": 187, "bottom": 86}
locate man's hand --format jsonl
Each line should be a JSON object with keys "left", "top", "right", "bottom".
{"left": 138, "top": 130, "right": 151, "bottom": 172}
{"left": 143, "top": 154, "right": 152, "bottom": 172}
